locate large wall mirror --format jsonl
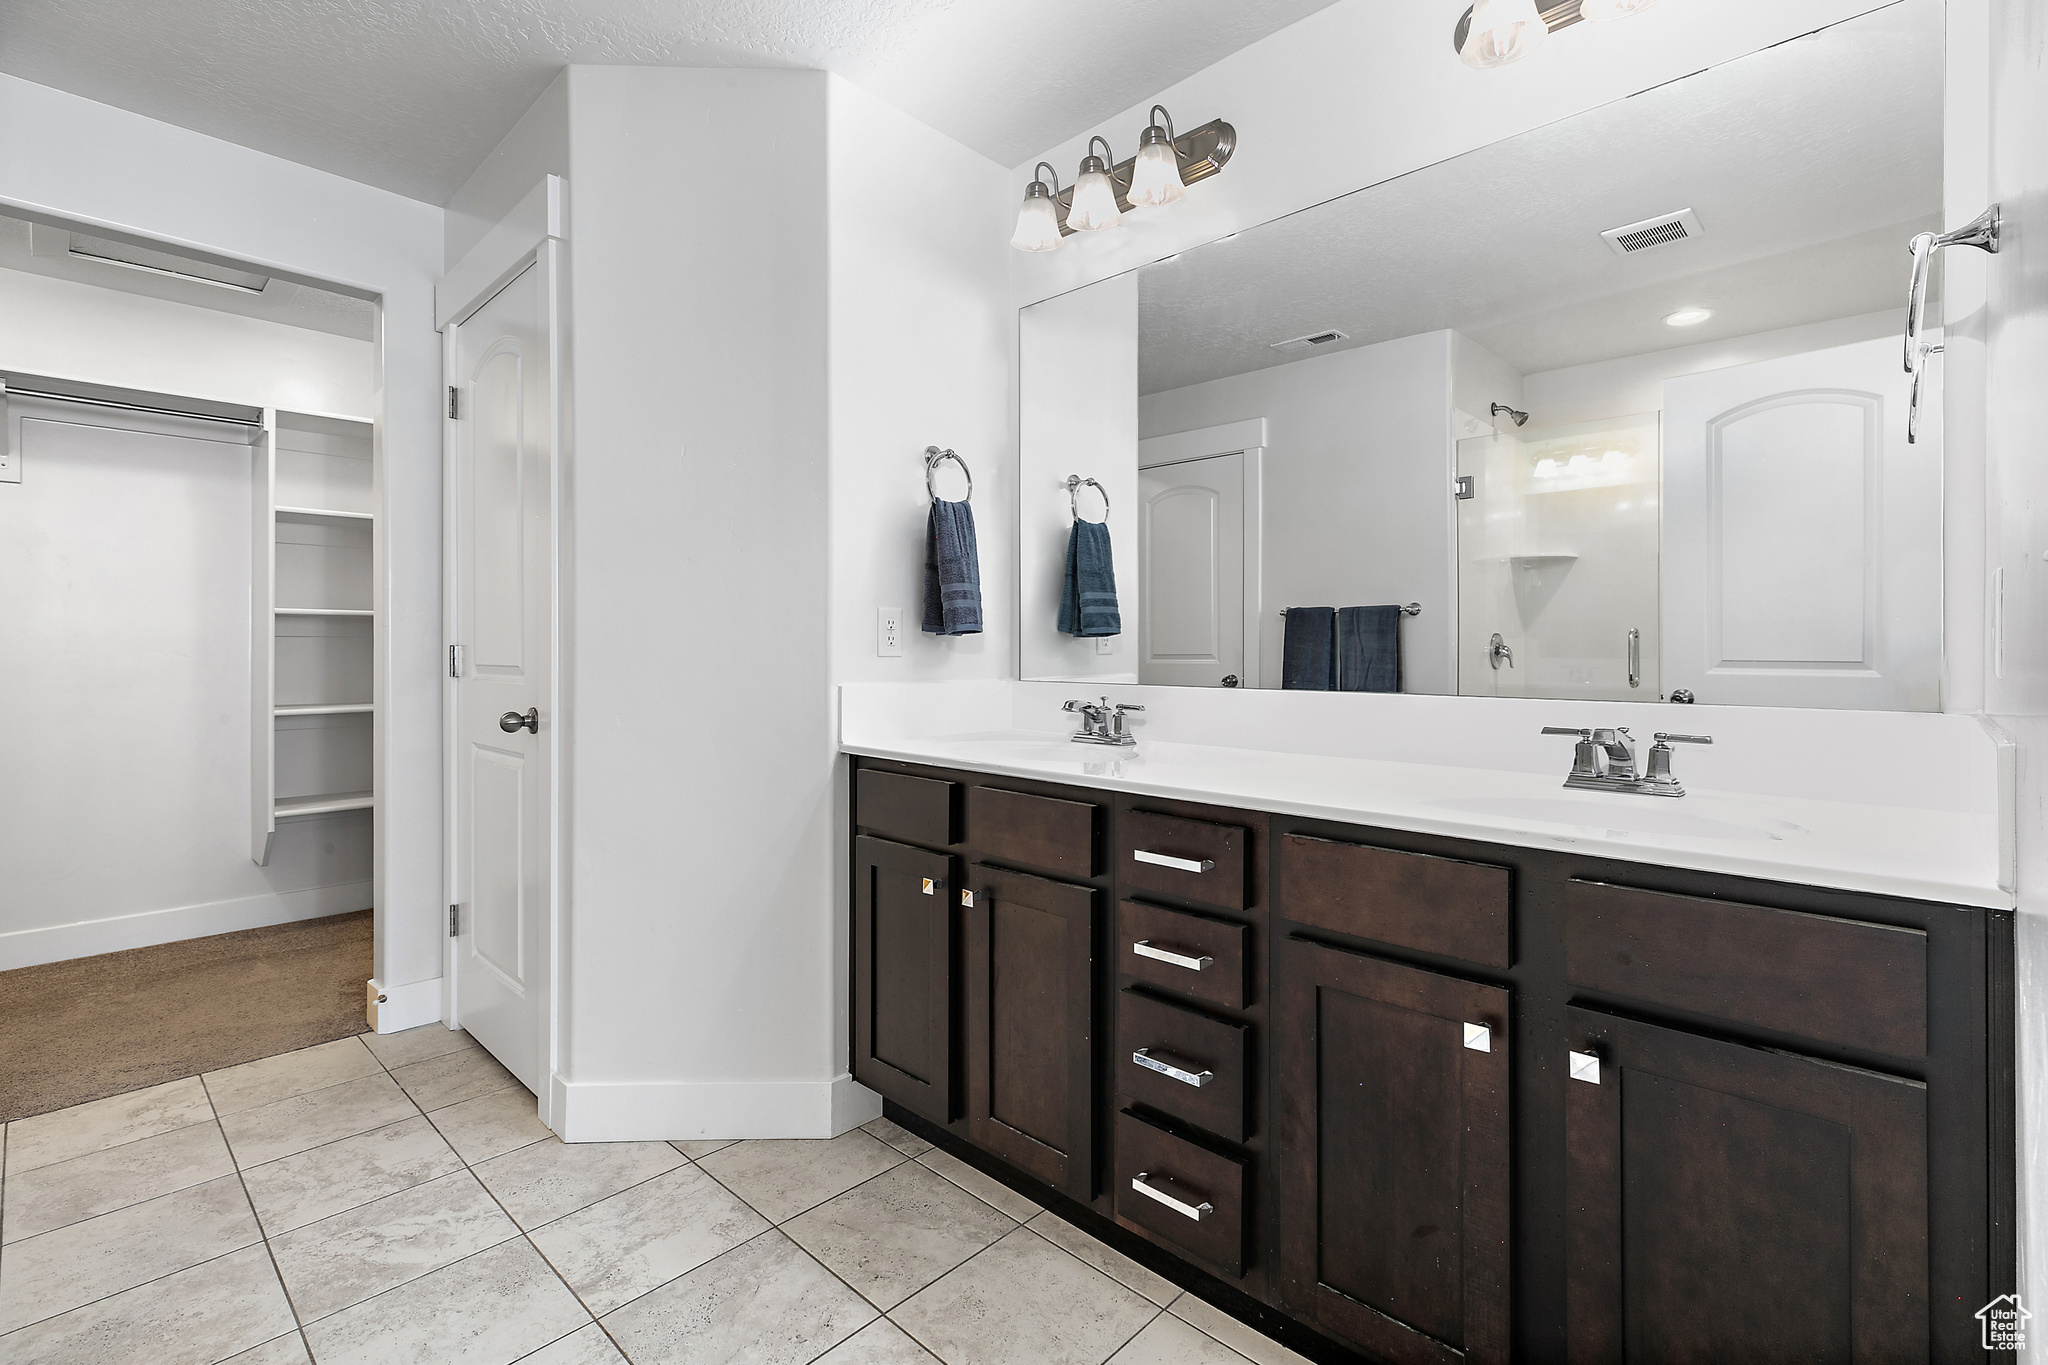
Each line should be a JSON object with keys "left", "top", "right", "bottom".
{"left": 1018, "top": 0, "right": 1946, "bottom": 711}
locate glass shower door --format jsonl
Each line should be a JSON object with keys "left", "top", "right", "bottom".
{"left": 1456, "top": 414, "right": 1661, "bottom": 700}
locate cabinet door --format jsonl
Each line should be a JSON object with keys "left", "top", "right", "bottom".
{"left": 1565, "top": 1006, "right": 1928, "bottom": 1365}
{"left": 852, "top": 836, "right": 955, "bottom": 1125}
{"left": 966, "top": 864, "right": 1097, "bottom": 1201}
{"left": 1276, "top": 938, "right": 1510, "bottom": 1365}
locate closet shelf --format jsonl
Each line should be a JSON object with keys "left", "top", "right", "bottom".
{"left": 275, "top": 703, "right": 373, "bottom": 717}
{"left": 276, "top": 506, "right": 374, "bottom": 526}
{"left": 275, "top": 607, "right": 373, "bottom": 617}
{"left": 275, "top": 791, "right": 373, "bottom": 818}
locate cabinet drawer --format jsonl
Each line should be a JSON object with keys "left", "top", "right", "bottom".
{"left": 1115, "top": 1109, "right": 1247, "bottom": 1278}
{"left": 856, "top": 769, "right": 957, "bottom": 848}
{"left": 1120, "top": 810, "right": 1247, "bottom": 911}
{"left": 1564, "top": 880, "right": 1928, "bottom": 1058}
{"left": 1120, "top": 901, "right": 1250, "bottom": 1011}
{"left": 1280, "top": 834, "right": 1512, "bottom": 969}
{"left": 969, "top": 786, "right": 1099, "bottom": 878}
{"left": 1116, "top": 989, "right": 1249, "bottom": 1143}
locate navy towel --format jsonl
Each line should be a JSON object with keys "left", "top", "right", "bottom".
{"left": 1058, "top": 518, "right": 1121, "bottom": 637}
{"left": 1281, "top": 608, "right": 1336, "bottom": 690}
{"left": 922, "top": 498, "right": 983, "bottom": 635}
{"left": 1337, "top": 605, "right": 1402, "bottom": 693}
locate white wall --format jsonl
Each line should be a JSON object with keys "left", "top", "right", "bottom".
{"left": 0, "top": 74, "right": 444, "bottom": 995}
{"left": 1007, "top": 0, "right": 1897, "bottom": 309}
{"left": 445, "top": 73, "right": 569, "bottom": 271}
{"left": 1141, "top": 330, "right": 1455, "bottom": 693}
{"left": 555, "top": 66, "right": 847, "bottom": 1139}
{"left": 1019, "top": 274, "right": 1140, "bottom": 683}
{"left": 0, "top": 268, "right": 374, "bottom": 416}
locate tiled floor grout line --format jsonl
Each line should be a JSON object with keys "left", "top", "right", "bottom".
{"left": 201, "top": 1069, "right": 322, "bottom": 1365}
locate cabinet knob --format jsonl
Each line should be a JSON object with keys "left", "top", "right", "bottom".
{"left": 920, "top": 878, "right": 935, "bottom": 896}
{"left": 1569, "top": 1050, "right": 1601, "bottom": 1085}
{"left": 1463, "top": 1022, "right": 1492, "bottom": 1053}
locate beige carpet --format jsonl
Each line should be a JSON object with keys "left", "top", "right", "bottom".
{"left": 0, "top": 910, "right": 373, "bottom": 1124}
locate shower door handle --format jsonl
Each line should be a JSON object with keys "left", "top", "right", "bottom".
{"left": 1627, "top": 629, "right": 1641, "bottom": 689}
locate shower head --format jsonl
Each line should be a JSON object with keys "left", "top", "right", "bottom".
{"left": 1491, "top": 402, "right": 1530, "bottom": 427}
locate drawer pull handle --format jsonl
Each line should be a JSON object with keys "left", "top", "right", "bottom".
{"left": 1463, "top": 1022, "right": 1491, "bottom": 1053}
{"left": 1133, "top": 940, "right": 1213, "bottom": 972}
{"left": 1131, "top": 1172, "right": 1213, "bottom": 1222}
{"left": 1569, "top": 1050, "right": 1601, "bottom": 1085}
{"left": 1133, "top": 850, "right": 1216, "bottom": 874}
{"left": 1132, "top": 1047, "right": 1213, "bottom": 1088}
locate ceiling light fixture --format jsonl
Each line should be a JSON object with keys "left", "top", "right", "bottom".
{"left": 1128, "top": 106, "right": 1188, "bottom": 208}
{"left": 1011, "top": 162, "right": 1065, "bottom": 253}
{"left": 1455, "top": 0, "right": 1655, "bottom": 69}
{"left": 1008, "top": 106, "right": 1235, "bottom": 251}
{"left": 1664, "top": 307, "right": 1714, "bottom": 327}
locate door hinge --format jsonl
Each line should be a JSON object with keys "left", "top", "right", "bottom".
{"left": 448, "top": 386, "right": 460, "bottom": 419}
{"left": 449, "top": 644, "right": 462, "bottom": 678}
{"left": 449, "top": 904, "right": 460, "bottom": 938}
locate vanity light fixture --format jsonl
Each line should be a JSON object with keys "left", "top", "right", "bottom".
{"left": 1664, "top": 306, "right": 1714, "bottom": 327}
{"left": 1011, "top": 162, "right": 1066, "bottom": 252}
{"left": 1009, "top": 106, "right": 1236, "bottom": 250}
{"left": 1128, "top": 107, "right": 1187, "bottom": 208}
{"left": 1456, "top": 0, "right": 1656, "bottom": 69}
{"left": 1066, "top": 137, "right": 1124, "bottom": 232}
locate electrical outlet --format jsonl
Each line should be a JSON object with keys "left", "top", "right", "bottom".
{"left": 1095, "top": 637, "right": 1116, "bottom": 655}
{"left": 878, "top": 607, "right": 904, "bottom": 657}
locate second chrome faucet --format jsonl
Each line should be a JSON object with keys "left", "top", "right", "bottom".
{"left": 1541, "top": 725, "right": 1712, "bottom": 797}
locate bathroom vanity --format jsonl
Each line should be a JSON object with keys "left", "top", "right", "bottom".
{"left": 845, "top": 733, "right": 2013, "bottom": 1363}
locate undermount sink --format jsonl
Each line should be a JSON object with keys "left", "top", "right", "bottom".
{"left": 943, "top": 735, "right": 1139, "bottom": 765}
{"left": 1428, "top": 793, "right": 1806, "bottom": 843}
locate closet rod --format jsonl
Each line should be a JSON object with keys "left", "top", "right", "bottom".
{"left": 3, "top": 386, "right": 263, "bottom": 428}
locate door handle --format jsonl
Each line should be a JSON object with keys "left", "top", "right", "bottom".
{"left": 1132, "top": 1047, "right": 1213, "bottom": 1088}
{"left": 1133, "top": 850, "right": 1215, "bottom": 874}
{"left": 1131, "top": 1172, "right": 1212, "bottom": 1222}
{"left": 500, "top": 708, "right": 538, "bottom": 734}
{"left": 1132, "top": 940, "right": 1212, "bottom": 972}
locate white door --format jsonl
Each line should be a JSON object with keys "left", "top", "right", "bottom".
{"left": 1662, "top": 335, "right": 1941, "bottom": 710}
{"left": 1139, "top": 453, "right": 1245, "bottom": 687}
{"left": 451, "top": 261, "right": 553, "bottom": 1090}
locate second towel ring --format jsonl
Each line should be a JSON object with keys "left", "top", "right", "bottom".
{"left": 1065, "top": 475, "right": 1111, "bottom": 523}
{"left": 925, "top": 446, "right": 972, "bottom": 502}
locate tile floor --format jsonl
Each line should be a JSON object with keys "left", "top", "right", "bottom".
{"left": 0, "top": 1026, "right": 1313, "bottom": 1365}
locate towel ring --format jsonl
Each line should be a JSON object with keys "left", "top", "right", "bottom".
{"left": 1065, "top": 475, "right": 1111, "bottom": 523}
{"left": 925, "top": 446, "right": 972, "bottom": 502}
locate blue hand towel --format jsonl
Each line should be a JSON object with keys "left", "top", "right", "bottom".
{"left": 1337, "top": 605, "right": 1402, "bottom": 693}
{"left": 1058, "top": 518, "right": 1121, "bottom": 637}
{"left": 922, "top": 498, "right": 983, "bottom": 635}
{"left": 1281, "top": 608, "right": 1336, "bottom": 690}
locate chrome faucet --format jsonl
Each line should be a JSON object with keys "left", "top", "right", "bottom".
{"left": 1063, "top": 697, "right": 1144, "bottom": 746}
{"left": 1541, "top": 726, "right": 1712, "bottom": 797}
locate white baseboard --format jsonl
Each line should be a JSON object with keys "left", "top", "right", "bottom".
{"left": 553, "top": 1072, "right": 883, "bottom": 1143}
{"left": 367, "top": 975, "right": 444, "bottom": 1033}
{"left": 0, "top": 880, "right": 374, "bottom": 972}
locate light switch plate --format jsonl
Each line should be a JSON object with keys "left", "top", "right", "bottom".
{"left": 878, "top": 607, "right": 904, "bottom": 656}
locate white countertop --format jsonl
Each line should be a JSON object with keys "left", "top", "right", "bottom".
{"left": 844, "top": 724, "right": 2014, "bottom": 910}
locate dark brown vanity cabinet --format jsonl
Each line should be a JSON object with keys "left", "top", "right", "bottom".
{"left": 849, "top": 757, "right": 2012, "bottom": 1365}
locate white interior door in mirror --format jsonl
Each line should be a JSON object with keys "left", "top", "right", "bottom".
{"left": 1140, "top": 453, "right": 1246, "bottom": 688}
{"left": 1662, "top": 334, "right": 1940, "bottom": 710}
{"left": 452, "top": 259, "right": 553, "bottom": 1092}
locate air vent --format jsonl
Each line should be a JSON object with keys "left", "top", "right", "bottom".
{"left": 1271, "top": 328, "right": 1350, "bottom": 352}
{"left": 1601, "top": 209, "right": 1703, "bottom": 257}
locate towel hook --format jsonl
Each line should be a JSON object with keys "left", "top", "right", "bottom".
{"left": 1065, "top": 475, "right": 1111, "bottom": 523}
{"left": 925, "top": 446, "right": 972, "bottom": 502}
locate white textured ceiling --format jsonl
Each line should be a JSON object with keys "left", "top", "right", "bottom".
{"left": 1135, "top": 1, "right": 1942, "bottom": 392}
{"left": 0, "top": 0, "right": 1344, "bottom": 204}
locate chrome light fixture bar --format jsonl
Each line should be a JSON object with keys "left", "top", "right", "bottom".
{"left": 1454, "top": 0, "right": 1655, "bottom": 68}
{"left": 1009, "top": 107, "right": 1236, "bottom": 251}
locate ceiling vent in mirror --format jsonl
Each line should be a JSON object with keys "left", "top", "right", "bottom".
{"left": 1271, "top": 329, "right": 1350, "bottom": 352}
{"left": 65, "top": 233, "right": 270, "bottom": 293}
{"left": 1601, "top": 209, "right": 1703, "bottom": 256}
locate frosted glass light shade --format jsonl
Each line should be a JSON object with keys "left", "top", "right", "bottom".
{"left": 1579, "top": 0, "right": 1656, "bottom": 19}
{"left": 1011, "top": 192, "right": 1063, "bottom": 252}
{"left": 1128, "top": 140, "right": 1186, "bottom": 208}
{"left": 1460, "top": 0, "right": 1548, "bottom": 68}
{"left": 1067, "top": 169, "right": 1122, "bottom": 231}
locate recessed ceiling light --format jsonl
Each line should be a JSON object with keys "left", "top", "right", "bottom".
{"left": 1665, "top": 307, "right": 1714, "bottom": 327}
